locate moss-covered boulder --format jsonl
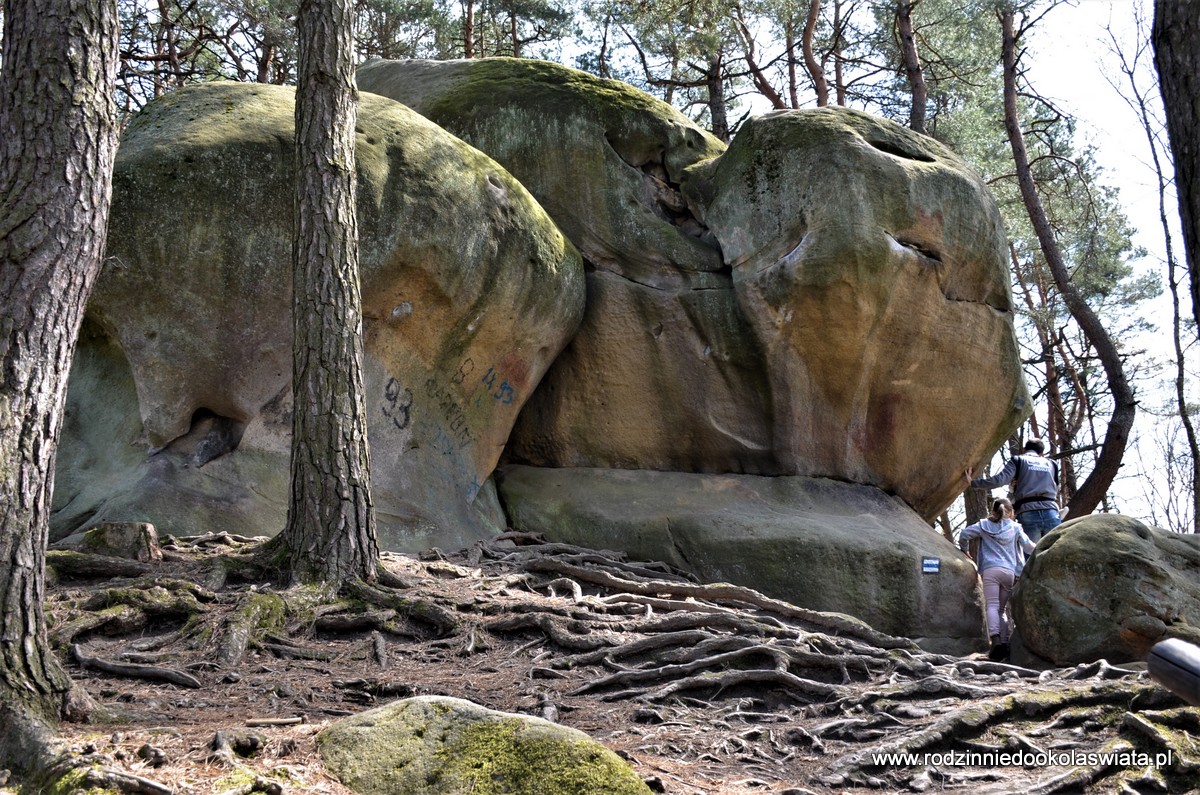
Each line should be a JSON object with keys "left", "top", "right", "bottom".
{"left": 52, "top": 82, "right": 584, "bottom": 550}
{"left": 51, "top": 521, "right": 162, "bottom": 562}
{"left": 682, "top": 108, "right": 1029, "bottom": 520}
{"left": 318, "top": 695, "right": 651, "bottom": 795}
{"left": 1013, "top": 514, "right": 1200, "bottom": 665}
{"left": 357, "top": 58, "right": 778, "bottom": 475}
{"left": 496, "top": 464, "right": 985, "bottom": 653}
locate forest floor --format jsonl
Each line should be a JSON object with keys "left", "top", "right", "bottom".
{"left": 18, "top": 531, "right": 1200, "bottom": 795}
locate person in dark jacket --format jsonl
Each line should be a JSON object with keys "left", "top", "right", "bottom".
{"left": 965, "top": 438, "right": 1062, "bottom": 542}
{"left": 958, "top": 497, "right": 1036, "bottom": 661}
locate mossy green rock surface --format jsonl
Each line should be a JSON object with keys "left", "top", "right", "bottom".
{"left": 1013, "top": 514, "right": 1200, "bottom": 665}
{"left": 53, "top": 82, "right": 583, "bottom": 550}
{"left": 318, "top": 696, "right": 651, "bottom": 795}
{"left": 497, "top": 465, "right": 985, "bottom": 653}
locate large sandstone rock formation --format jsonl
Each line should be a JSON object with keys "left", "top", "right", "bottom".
{"left": 357, "top": 58, "right": 775, "bottom": 477}
{"left": 54, "top": 58, "right": 1030, "bottom": 648}
{"left": 356, "top": 58, "right": 1029, "bottom": 519}
{"left": 52, "top": 82, "right": 584, "bottom": 550}
{"left": 1013, "top": 515, "right": 1200, "bottom": 665}
{"left": 497, "top": 466, "right": 984, "bottom": 653}
{"left": 318, "top": 695, "right": 651, "bottom": 795}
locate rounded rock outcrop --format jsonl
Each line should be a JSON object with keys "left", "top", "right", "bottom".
{"left": 52, "top": 82, "right": 584, "bottom": 550}
{"left": 1014, "top": 514, "right": 1200, "bottom": 665}
{"left": 318, "top": 695, "right": 651, "bottom": 795}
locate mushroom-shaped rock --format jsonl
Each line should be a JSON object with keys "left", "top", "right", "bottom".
{"left": 358, "top": 60, "right": 1028, "bottom": 519}
{"left": 318, "top": 695, "right": 652, "bottom": 795}
{"left": 1013, "top": 514, "right": 1200, "bottom": 666}
{"left": 52, "top": 82, "right": 584, "bottom": 550}
{"left": 683, "top": 108, "right": 1029, "bottom": 520}
{"left": 357, "top": 58, "right": 778, "bottom": 476}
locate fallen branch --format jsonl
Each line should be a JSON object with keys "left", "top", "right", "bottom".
{"left": 245, "top": 716, "right": 305, "bottom": 727}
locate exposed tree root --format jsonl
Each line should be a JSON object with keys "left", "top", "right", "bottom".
{"left": 12, "top": 530, "right": 1191, "bottom": 794}
{"left": 72, "top": 644, "right": 203, "bottom": 688}
{"left": 46, "top": 550, "right": 155, "bottom": 579}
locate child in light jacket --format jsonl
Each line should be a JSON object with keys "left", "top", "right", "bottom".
{"left": 958, "top": 497, "right": 1036, "bottom": 661}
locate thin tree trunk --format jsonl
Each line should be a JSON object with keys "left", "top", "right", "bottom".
{"left": 832, "top": 0, "right": 846, "bottom": 105}
{"left": 736, "top": 9, "right": 785, "bottom": 110}
{"left": 278, "top": 0, "right": 379, "bottom": 586}
{"left": 896, "top": 0, "right": 927, "bottom": 133}
{"left": 786, "top": 19, "right": 800, "bottom": 108}
{"left": 1000, "top": 7, "right": 1135, "bottom": 518}
{"left": 0, "top": 0, "right": 120, "bottom": 771}
{"left": 1153, "top": 0, "right": 1200, "bottom": 338}
{"left": 464, "top": 0, "right": 476, "bottom": 58}
{"left": 802, "top": 0, "right": 829, "bottom": 106}
{"left": 705, "top": 52, "right": 729, "bottom": 142}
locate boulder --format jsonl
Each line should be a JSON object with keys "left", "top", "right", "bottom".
{"left": 683, "top": 109, "right": 1029, "bottom": 519}
{"left": 51, "top": 82, "right": 584, "bottom": 550}
{"left": 318, "top": 695, "right": 651, "bottom": 795}
{"left": 1013, "top": 514, "right": 1200, "bottom": 665}
{"left": 357, "top": 59, "right": 777, "bottom": 476}
{"left": 358, "top": 59, "right": 1029, "bottom": 519}
{"left": 51, "top": 522, "right": 162, "bottom": 562}
{"left": 496, "top": 465, "right": 985, "bottom": 653}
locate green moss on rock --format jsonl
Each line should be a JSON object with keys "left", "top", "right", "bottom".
{"left": 318, "top": 695, "right": 650, "bottom": 795}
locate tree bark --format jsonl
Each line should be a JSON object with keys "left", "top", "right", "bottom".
{"left": 1153, "top": 0, "right": 1200, "bottom": 337}
{"left": 1000, "top": 7, "right": 1135, "bottom": 518}
{"left": 896, "top": 0, "right": 927, "bottom": 133}
{"left": 0, "top": 0, "right": 120, "bottom": 771}
{"left": 464, "top": 0, "right": 477, "bottom": 58}
{"left": 705, "top": 52, "right": 730, "bottom": 142}
{"left": 802, "top": 0, "right": 830, "bottom": 106}
{"left": 278, "top": 0, "right": 379, "bottom": 586}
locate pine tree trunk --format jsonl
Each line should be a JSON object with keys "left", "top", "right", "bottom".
{"left": 0, "top": 0, "right": 120, "bottom": 771}
{"left": 802, "top": 0, "right": 830, "bottom": 107}
{"left": 279, "top": 0, "right": 379, "bottom": 587}
{"left": 1153, "top": 0, "right": 1200, "bottom": 337}
{"left": 705, "top": 53, "right": 729, "bottom": 143}
{"left": 896, "top": 0, "right": 927, "bottom": 134}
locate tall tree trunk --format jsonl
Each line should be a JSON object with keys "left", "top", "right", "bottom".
{"left": 463, "top": 0, "right": 476, "bottom": 57}
{"left": 705, "top": 52, "right": 729, "bottom": 142}
{"left": 0, "top": 0, "right": 120, "bottom": 770}
{"left": 1153, "top": 0, "right": 1200, "bottom": 338}
{"left": 278, "top": 0, "right": 379, "bottom": 586}
{"left": 832, "top": 0, "right": 846, "bottom": 105}
{"left": 802, "top": 0, "right": 829, "bottom": 106}
{"left": 785, "top": 18, "right": 800, "bottom": 108}
{"left": 1000, "top": 7, "right": 1135, "bottom": 518}
{"left": 896, "top": 0, "right": 927, "bottom": 133}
